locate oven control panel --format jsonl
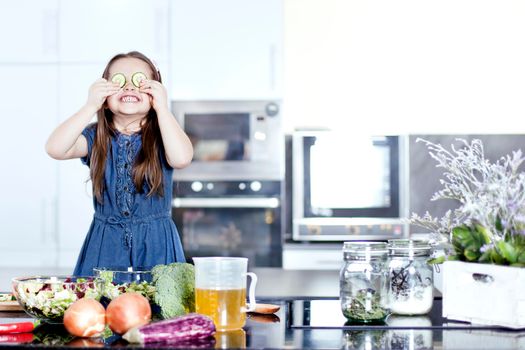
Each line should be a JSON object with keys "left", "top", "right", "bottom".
{"left": 174, "top": 180, "right": 281, "bottom": 197}
{"left": 293, "top": 218, "right": 407, "bottom": 241}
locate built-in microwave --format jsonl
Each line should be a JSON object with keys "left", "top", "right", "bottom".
{"left": 171, "top": 100, "right": 283, "bottom": 181}
{"left": 292, "top": 130, "right": 408, "bottom": 241}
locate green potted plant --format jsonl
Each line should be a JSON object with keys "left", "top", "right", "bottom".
{"left": 410, "top": 138, "right": 525, "bottom": 329}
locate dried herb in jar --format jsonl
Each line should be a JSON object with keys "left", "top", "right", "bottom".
{"left": 342, "top": 288, "right": 388, "bottom": 322}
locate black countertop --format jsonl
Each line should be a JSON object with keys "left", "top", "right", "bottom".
{"left": 1, "top": 297, "right": 524, "bottom": 349}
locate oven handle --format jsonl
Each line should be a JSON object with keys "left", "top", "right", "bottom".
{"left": 172, "top": 197, "right": 280, "bottom": 209}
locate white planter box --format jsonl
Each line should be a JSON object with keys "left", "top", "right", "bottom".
{"left": 442, "top": 261, "right": 525, "bottom": 329}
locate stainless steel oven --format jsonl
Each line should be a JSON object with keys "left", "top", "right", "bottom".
{"left": 292, "top": 130, "right": 408, "bottom": 241}
{"left": 172, "top": 180, "right": 283, "bottom": 267}
{"left": 171, "top": 100, "right": 283, "bottom": 181}
{"left": 171, "top": 100, "right": 284, "bottom": 267}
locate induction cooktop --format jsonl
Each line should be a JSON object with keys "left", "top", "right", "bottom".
{"left": 256, "top": 298, "right": 520, "bottom": 331}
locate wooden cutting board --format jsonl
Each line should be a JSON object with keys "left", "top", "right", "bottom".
{"left": 0, "top": 300, "right": 22, "bottom": 311}
{"left": 252, "top": 303, "right": 280, "bottom": 315}
{"left": 0, "top": 293, "right": 23, "bottom": 311}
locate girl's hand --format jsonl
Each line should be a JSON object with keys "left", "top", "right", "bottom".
{"left": 86, "top": 78, "right": 121, "bottom": 111}
{"left": 139, "top": 79, "right": 168, "bottom": 113}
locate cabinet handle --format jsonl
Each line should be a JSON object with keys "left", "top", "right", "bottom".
{"left": 173, "top": 197, "right": 280, "bottom": 208}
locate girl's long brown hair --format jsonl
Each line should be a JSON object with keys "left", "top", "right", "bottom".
{"left": 90, "top": 51, "right": 164, "bottom": 204}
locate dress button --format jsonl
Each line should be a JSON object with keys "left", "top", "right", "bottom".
{"left": 124, "top": 186, "right": 128, "bottom": 191}
{"left": 124, "top": 164, "right": 129, "bottom": 169}
{"left": 123, "top": 211, "right": 130, "bottom": 216}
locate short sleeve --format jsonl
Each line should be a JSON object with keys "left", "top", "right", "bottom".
{"left": 80, "top": 124, "right": 96, "bottom": 166}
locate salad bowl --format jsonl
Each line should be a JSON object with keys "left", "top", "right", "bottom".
{"left": 11, "top": 276, "right": 102, "bottom": 323}
{"left": 94, "top": 266, "right": 155, "bottom": 303}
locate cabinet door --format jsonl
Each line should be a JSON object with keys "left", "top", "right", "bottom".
{"left": 0, "top": 66, "right": 58, "bottom": 266}
{"left": 170, "top": 0, "right": 283, "bottom": 99}
{"left": 0, "top": 0, "right": 58, "bottom": 63}
{"left": 59, "top": 0, "right": 169, "bottom": 63}
{"left": 56, "top": 64, "right": 105, "bottom": 268}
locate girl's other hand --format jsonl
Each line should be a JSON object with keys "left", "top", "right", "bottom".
{"left": 139, "top": 79, "right": 168, "bottom": 113}
{"left": 86, "top": 78, "right": 121, "bottom": 111}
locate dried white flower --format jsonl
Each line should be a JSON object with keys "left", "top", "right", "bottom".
{"left": 410, "top": 138, "right": 525, "bottom": 243}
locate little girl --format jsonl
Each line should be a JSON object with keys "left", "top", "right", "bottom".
{"left": 46, "top": 51, "right": 193, "bottom": 276}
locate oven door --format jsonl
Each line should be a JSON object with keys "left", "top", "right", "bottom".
{"left": 172, "top": 197, "right": 283, "bottom": 267}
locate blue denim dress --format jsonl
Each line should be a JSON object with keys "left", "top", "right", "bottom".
{"left": 73, "top": 124, "right": 186, "bottom": 276}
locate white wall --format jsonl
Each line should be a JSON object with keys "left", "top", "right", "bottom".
{"left": 283, "top": 0, "right": 525, "bottom": 135}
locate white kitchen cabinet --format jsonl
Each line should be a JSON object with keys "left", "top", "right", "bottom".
{"left": 0, "top": 0, "right": 59, "bottom": 63}
{"left": 170, "top": 0, "right": 283, "bottom": 99}
{"left": 0, "top": 66, "right": 58, "bottom": 266}
{"left": 58, "top": 0, "right": 169, "bottom": 64}
{"left": 56, "top": 64, "right": 105, "bottom": 268}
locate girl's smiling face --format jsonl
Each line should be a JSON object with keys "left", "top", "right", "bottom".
{"left": 106, "top": 57, "right": 153, "bottom": 119}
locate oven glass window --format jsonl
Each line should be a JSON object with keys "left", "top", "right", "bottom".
{"left": 174, "top": 207, "right": 282, "bottom": 267}
{"left": 185, "top": 113, "right": 250, "bottom": 161}
{"left": 303, "top": 135, "right": 399, "bottom": 218}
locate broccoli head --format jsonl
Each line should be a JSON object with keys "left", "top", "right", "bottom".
{"left": 151, "top": 262, "right": 195, "bottom": 319}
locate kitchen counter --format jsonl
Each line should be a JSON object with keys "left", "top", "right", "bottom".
{"left": 0, "top": 268, "right": 341, "bottom": 298}
{"left": 0, "top": 297, "right": 523, "bottom": 349}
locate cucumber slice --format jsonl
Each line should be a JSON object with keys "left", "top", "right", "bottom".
{"left": 111, "top": 73, "right": 126, "bottom": 88}
{"left": 131, "top": 72, "right": 147, "bottom": 87}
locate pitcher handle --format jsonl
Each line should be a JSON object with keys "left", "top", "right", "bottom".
{"left": 245, "top": 272, "right": 258, "bottom": 312}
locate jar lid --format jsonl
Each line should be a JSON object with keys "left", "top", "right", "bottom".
{"left": 342, "top": 241, "right": 388, "bottom": 258}
{"left": 387, "top": 239, "right": 431, "bottom": 256}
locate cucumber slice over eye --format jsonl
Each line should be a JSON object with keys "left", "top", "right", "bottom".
{"left": 131, "top": 72, "right": 147, "bottom": 87}
{"left": 111, "top": 73, "right": 126, "bottom": 88}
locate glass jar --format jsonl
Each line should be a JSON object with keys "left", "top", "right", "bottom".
{"left": 340, "top": 242, "right": 390, "bottom": 323}
{"left": 387, "top": 239, "right": 434, "bottom": 315}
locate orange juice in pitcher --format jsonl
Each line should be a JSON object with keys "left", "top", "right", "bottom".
{"left": 195, "top": 288, "right": 246, "bottom": 330}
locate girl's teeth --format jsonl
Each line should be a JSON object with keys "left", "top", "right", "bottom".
{"left": 121, "top": 96, "right": 138, "bottom": 102}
